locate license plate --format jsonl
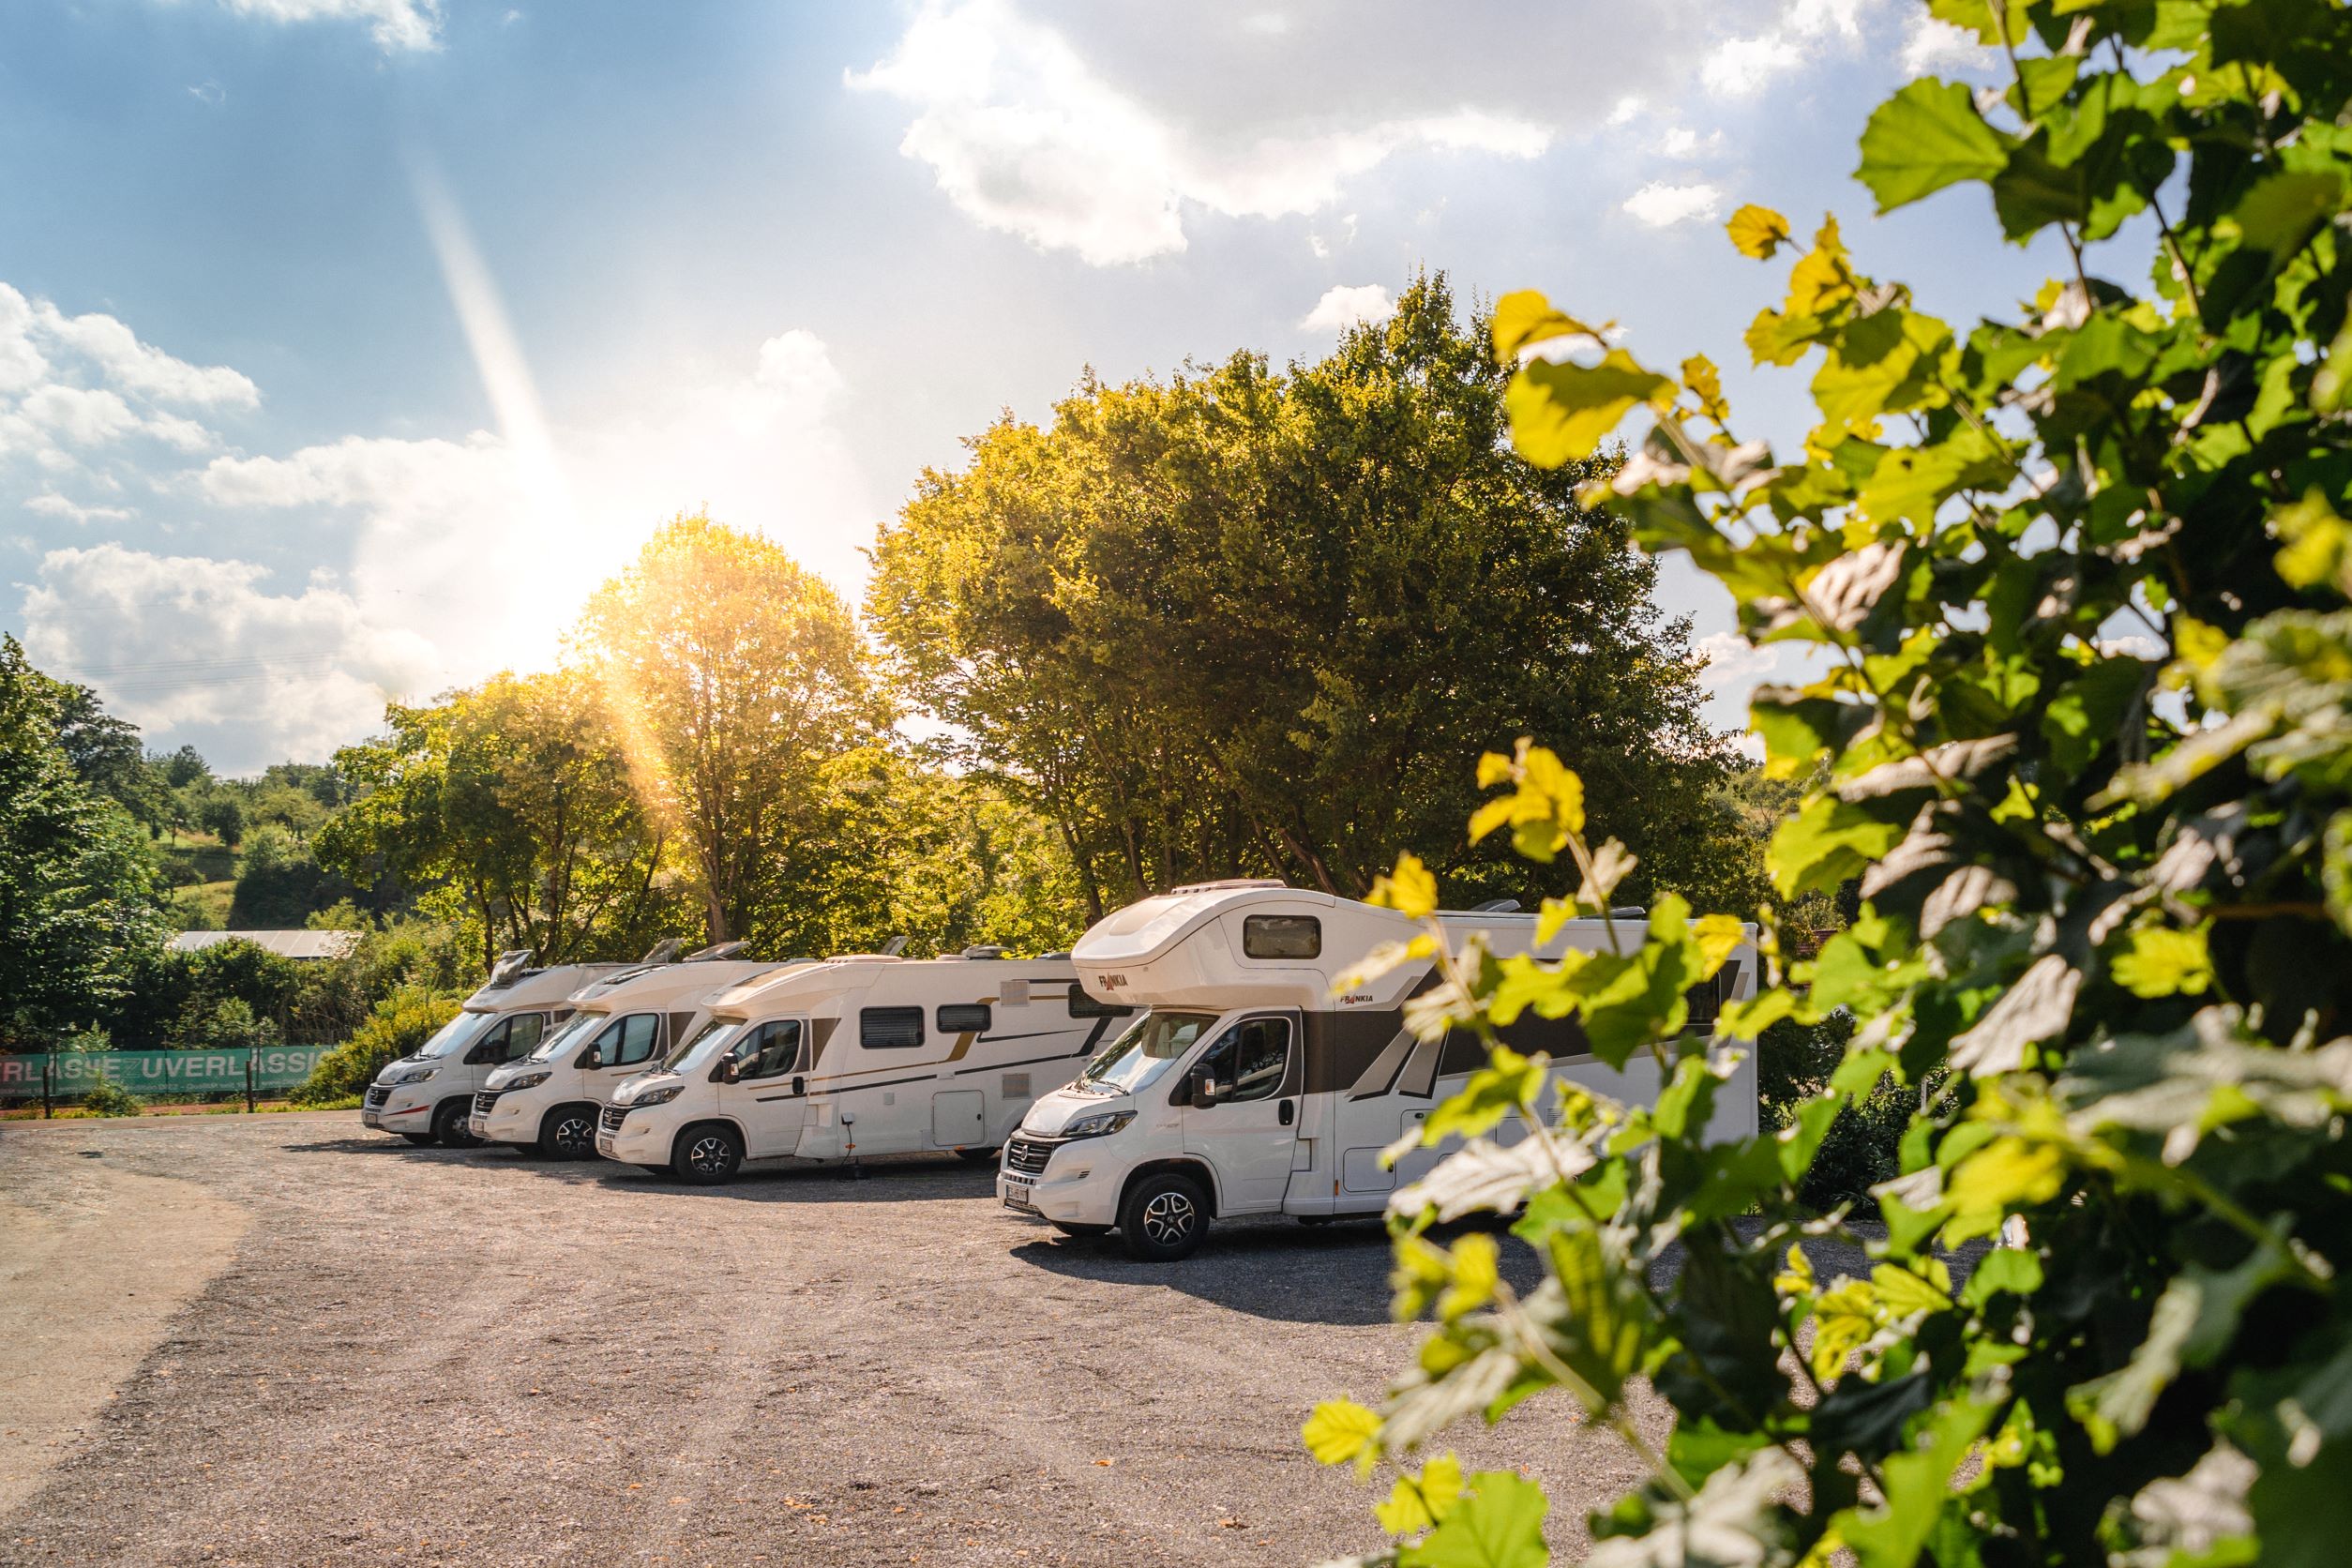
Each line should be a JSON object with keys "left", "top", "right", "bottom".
{"left": 361, "top": 1108, "right": 381, "bottom": 1128}
{"left": 468, "top": 1114, "right": 490, "bottom": 1138}
{"left": 1003, "top": 1179, "right": 1036, "bottom": 1213}
{"left": 596, "top": 1132, "right": 616, "bottom": 1157}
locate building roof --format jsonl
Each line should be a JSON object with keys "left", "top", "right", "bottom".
{"left": 168, "top": 929, "right": 362, "bottom": 961}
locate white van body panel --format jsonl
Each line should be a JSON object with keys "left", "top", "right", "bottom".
{"left": 596, "top": 955, "right": 1128, "bottom": 1174}
{"left": 359, "top": 962, "right": 621, "bottom": 1140}
{"left": 1000, "top": 883, "right": 1758, "bottom": 1232}
{"left": 472, "top": 960, "right": 787, "bottom": 1152}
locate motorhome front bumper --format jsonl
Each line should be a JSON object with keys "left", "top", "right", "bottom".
{"left": 477, "top": 1093, "right": 545, "bottom": 1145}
{"left": 996, "top": 1137, "right": 1121, "bottom": 1226}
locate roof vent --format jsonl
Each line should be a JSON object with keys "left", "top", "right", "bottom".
{"left": 882, "top": 935, "right": 910, "bottom": 957}
{"left": 1609, "top": 906, "right": 1646, "bottom": 920}
{"left": 784, "top": 955, "right": 816, "bottom": 966}
{"left": 484, "top": 949, "right": 535, "bottom": 988}
{"left": 960, "top": 944, "right": 1007, "bottom": 960}
{"left": 1470, "top": 899, "right": 1522, "bottom": 913}
{"left": 1038, "top": 951, "right": 1073, "bottom": 961}
{"left": 640, "top": 938, "right": 683, "bottom": 964}
{"left": 686, "top": 941, "right": 749, "bottom": 962}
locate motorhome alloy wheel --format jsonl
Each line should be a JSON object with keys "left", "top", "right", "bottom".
{"left": 1119, "top": 1173, "right": 1208, "bottom": 1261}
{"left": 541, "top": 1108, "right": 597, "bottom": 1159}
{"left": 431, "top": 1100, "right": 480, "bottom": 1149}
{"left": 673, "top": 1125, "right": 741, "bottom": 1184}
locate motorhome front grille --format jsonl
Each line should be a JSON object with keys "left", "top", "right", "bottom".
{"left": 472, "top": 1090, "right": 501, "bottom": 1117}
{"left": 599, "top": 1104, "right": 630, "bottom": 1133}
{"left": 364, "top": 1085, "right": 392, "bottom": 1108}
{"left": 1003, "top": 1136, "right": 1056, "bottom": 1176}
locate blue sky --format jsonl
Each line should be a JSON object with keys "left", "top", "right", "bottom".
{"left": 0, "top": 0, "right": 2055, "bottom": 772}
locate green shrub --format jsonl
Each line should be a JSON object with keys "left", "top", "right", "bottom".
{"left": 1304, "top": 5, "right": 2352, "bottom": 1565}
{"left": 291, "top": 988, "right": 460, "bottom": 1106}
{"left": 80, "top": 1078, "right": 141, "bottom": 1118}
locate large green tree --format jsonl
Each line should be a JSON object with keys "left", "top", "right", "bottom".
{"left": 318, "top": 670, "right": 684, "bottom": 971}
{"left": 868, "top": 275, "right": 1743, "bottom": 920}
{"left": 0, "top": 636, "right": 167, "bottom": 1047}
{"left": 575, "top": 514, "right": 885, "bottom": 944}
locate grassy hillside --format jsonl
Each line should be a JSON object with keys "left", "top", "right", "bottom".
{"left": 158, "top": 834, "right": 240, "bottom": 930}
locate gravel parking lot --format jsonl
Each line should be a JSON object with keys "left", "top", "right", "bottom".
{"left": 0, "top": 1112, "right": 1669, "bottom": 1568}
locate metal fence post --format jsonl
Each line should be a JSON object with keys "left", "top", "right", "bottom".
{"left": 246, "top": 1048, "right": 256, "bottom": 1115}
{"left": 42, "top": 1053, "right": 53, "bottom": 1120}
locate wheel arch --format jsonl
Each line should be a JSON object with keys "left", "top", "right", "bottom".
{"left": 670, "top": 1117, "right": 746, "bottom": 1163}
{"left": 1118, "top": 1158, "right": 1219, "bottom": 1219}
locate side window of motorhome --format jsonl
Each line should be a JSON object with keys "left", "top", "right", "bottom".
{"left": 1067, "top": 988, "right": 1135, "bottom": 1018}
{"left": 1242, "top": 914, "right": 1321, "bottom": 960}
{"left": 500, "top": 1014, "right": 545, "bottom": 1062}
{"left": 1197, "top": 1018, "right": 1293, "bottom": 1103}
{"left": 607, "top": 1013, "right": 661, "bottom": 1067}
{"left": 861, "top": 1007, "right": 924, "bottom": 1049}
{"left": 937, "top": 1003, "right": 990, "bottom": 1034}
{"left": 737, "top": 1019, "right": 804, "bottom": 1080}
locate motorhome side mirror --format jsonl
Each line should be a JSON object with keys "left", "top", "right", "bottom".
{"left": 1188, "top": 1066, "right": 1222, "bottom": 1108}
{"left": 582, "top": 1048, "right": 603, "bottom": 1069}
{"left": 719, "top": 1059, "right": 743, "bottom": 1083}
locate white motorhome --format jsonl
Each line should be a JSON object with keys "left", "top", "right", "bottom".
{"left": 360, "top": 952, "right": 620, "bottom": 1147}
{"left": 596, "top": 946, "right": 1134, "bottom": 1183}
{"left": 471, "top": 951, "right": 784, "bottom": 1158}
{"left": 998, "top": 881, "right": 1757, "bottom": 1259}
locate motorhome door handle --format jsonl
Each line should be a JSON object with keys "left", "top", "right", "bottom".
{"left": 792, "top": 1076, "right": 806, "bottom": 1098}
{"left": 1278, "top": 1099, "right": 1294, "bottom": 1126}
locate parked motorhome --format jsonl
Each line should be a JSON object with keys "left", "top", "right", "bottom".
{"left": 998, "top": 881, "right": 1758, "bottom": 1259}
{"left": 596, "top": 946, "right": 1134, "bottom": 1183}
{"left": 471, "top": 951, "right": 786, "bottom": 1157}
{"left": 361, "top": 952, "right": 621, "bottom": 1147}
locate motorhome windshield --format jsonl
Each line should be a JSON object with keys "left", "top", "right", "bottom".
{"left": 415, "top": 1010, "right": 495, "bottom": 1060}
{"left": 1077, "top": 1011, "right": 1216, "bottom": 1094}
{"left": 525, "top": 1012, "right": 597, "bottom": 1064}
{"left": 664, "top": 1018, "right": 738, "bottom": 1073}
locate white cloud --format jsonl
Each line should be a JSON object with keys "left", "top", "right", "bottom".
{"left": 1606, "top": 95, "right": 1645, "bottom": 127}
{"left": 209, "top": 0, "right": 442, "bottom": 53}
{"left": 848, "top": 0, "right": 1551, "bottom": 264}
{"left": 1700, "top": 0, "right": 1887, "bottom": 95}
{"left": 1899, "top": 13, "right": 1995, "bottom": 74}
{"left": 1660, "top": 126, "right": 1725, "bottom": 159}
{"left": 189, "top": 81, "right": 226, "bottom": 106}
{"left": 19, "top": 543, "right": 441, "bottom": 762}
{"left": 1300, "top": 283, "right": 1395, "bottom": 333}
{"left": 1695, "top": 631, "right": 1775, "bottom": 695}
{"left": 1623, "top": 181, "right": 1724, "bottom": 228}
{"left": 1701, "top": 34, "right": 1804, "bottom": 95}
{"left": 24, "top": 492, "right": 133, "bottom": 524}
{"left": 34, "top": 303, "right": 260, "bottom": 408}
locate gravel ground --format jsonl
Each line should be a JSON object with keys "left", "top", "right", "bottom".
{"left": 0, "top": 1113, "right": 1959, "bottom": 1568}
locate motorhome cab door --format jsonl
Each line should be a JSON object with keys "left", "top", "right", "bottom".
{"left": 718, "top": 1018, "right": 809, "bottom": 1159}
{"left": 1181, "top": 1011, "right": 1303, "bottom": 1213}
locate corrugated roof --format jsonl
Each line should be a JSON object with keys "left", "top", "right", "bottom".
{"left": 167, "top": 929, "right": 363, "bottom": 960}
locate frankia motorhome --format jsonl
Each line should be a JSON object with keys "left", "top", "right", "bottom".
{"left": 360, "top": 952, "right": 621, "bottom": 1147}
{"left": 595, "top": 947, "right": 1136, "bottom": 1183}
{"left": 998, "top": 881, "right": 1758, "bottom": 1260}
{"left": 470, "top": 949, "right": 785, "bottom": 1158}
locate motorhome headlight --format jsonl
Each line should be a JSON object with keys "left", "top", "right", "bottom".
{"left": 629, "top": 1083, "right": 684, "bottom": 1108}
{"left": 504, "top": 1071, "right": 551, "bottom": 1091}
{"left": 1061, "top": 1109, "right": 1135, "bottom": 1140}
{"left": 392, "top": 1065, "right": 440, "bottom": 1086}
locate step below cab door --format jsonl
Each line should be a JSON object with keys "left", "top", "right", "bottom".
{"left": 1179, "top": 1011, "right": 1303, "bottom": 1214}
{"left": 720, "top": 1018, "right": 810, "bottom": 1160}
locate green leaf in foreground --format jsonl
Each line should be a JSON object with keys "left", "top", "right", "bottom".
{"left": 1856, "top": 78, "right": 2011, "bottom": 212}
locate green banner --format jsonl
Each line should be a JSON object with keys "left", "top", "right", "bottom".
{"left": 0, "top": 1047, "right": 336, "bottom": 1096}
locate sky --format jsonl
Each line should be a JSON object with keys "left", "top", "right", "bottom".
{"left": 0, "top": 0, "right": 2060, "bottom": 774}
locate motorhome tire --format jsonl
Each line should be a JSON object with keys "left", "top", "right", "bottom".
{"left": 1049, "top": 1222, "right": 1111, "bottom": 1239}
{"left": 672, "top": 1123, "right": 743, "bottom": 1184}
{"left": 430, "top": 1100, "right": 480, "bottom": 1149}
{"left": 538, "top": 1106, "right": 598, "bottom": 1160}
{"left": 400, "top": 1133, "right": 434, "bottom": 1146}
{"left": 1118, "top": 1172, "right": 1209, "bottom": 1261}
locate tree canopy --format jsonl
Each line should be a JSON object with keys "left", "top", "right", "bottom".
{"left": 869, "top": 275, "right": 1743, "bottom": 920}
